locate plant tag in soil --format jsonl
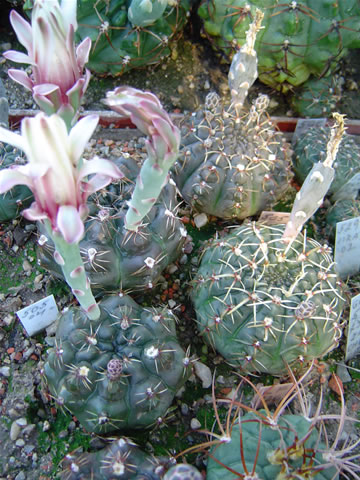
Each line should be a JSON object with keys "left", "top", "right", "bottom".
{"left": 346, "top": 293, "right": 360, "bottom": 361}
{"left": 16, "top": 294, "right": 58, "bottom": 336}
{"left": 334, "top": 217, "right": 360, "bottom": 278}
{"left": 258, "top": 211, "right": 290, "bottom": 225}
{"left": 332, "top": 172, "right": 360, "bottom": 202}
{"left": 292, "top": 118, "right": 327, "bottom": 145}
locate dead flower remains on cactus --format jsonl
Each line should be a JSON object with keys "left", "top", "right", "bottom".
{"left": 179, "top": 364, "right": 360, "bottom": 480}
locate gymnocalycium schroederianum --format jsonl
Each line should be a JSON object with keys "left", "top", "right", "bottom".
{"left": 172, "top": 10, "right": 293, "bottom": 221}
{"left": 43, "top": 294, "right": 192, "bottom": 434}
{"left": 105, "top": 86, "right": 181, "bottom": 232}
{"left": 4, "top": 0, "right": 92, "bottom": 130}
{"left": 0, "top": 113, "right": 123, "bottom": 320}
{"left": 36, "top": 154, "right": 187, "bottom": 293}
{"left": 191, "top": 115, "right": 347, "bottom": 375}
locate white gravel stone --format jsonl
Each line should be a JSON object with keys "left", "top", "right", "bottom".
{"left": 190, "top": 418, "right": 202, "bottom": 430}
{"left": 15, "top": 438, "right": 25, "bottom": 447}
{"left": 0, "top": 366, "right": 10, "bottom": 377}
{"left": 10, "top": 421, "right": 21, "bottom": 441}
{"left": 194, "top": 361, "right": 212, "bottom": 388}
{"left": 16, "top": 417, "right": 27, "bottom": 427}
{"left": 193, "top": 213, "right": 208, "bottom": 228}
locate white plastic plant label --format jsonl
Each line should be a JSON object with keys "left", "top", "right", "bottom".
{"left": 258, "top": 211, "right": 290, "bottom": 225}
{"left": 332, "top": 172, "right": 360, "bottom": 202}
{"left": 292, "top": 118, "right": 327, "bottom": 145}
{"left": 334, "top": 217, "right": 360, "bottom": 278}
{"left": 16, "top": 294, "right": 59, "bottom": 336}
{"left": 346, "top": 293, "right": 360, "bottom": 361}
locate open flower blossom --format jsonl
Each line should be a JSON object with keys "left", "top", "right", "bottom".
{"left": 3, "top": 0, "right": 91, "bottom": 127}
{"left": 0, "top": 112, "right": 123, "bottom": 243}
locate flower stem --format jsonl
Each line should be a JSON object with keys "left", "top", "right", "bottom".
{"left": 44, "top": 221, "right": 100, "bottom": 320}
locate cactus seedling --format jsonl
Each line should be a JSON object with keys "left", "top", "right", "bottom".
{"left": 44, "top": 294, "right": 191, "bottom": 434}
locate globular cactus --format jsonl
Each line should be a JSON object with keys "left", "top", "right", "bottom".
{"left": 191, "top": 222, "right": 346, "bottom": 375}
{"left": 325, "top": 197, "right": 360, "bottom": 242}
{"left": 37, "top": 155, "right": 187, "bottom": 293}
{"left": 173, "top": 91, "right": 293, "bottom": 220}
{"left": 75, "top": 0, "right": 190, "bottom": 75}
{"left": 197, "top": 0, "right": 360, "bottom": 92}
{"left": 0, "top": 143, "right": 33, "bottom": 222}
{"left": 293, "top": 125, "right": 360, "bottom": 200}
{"left": 291, "top": 75, "right": 342, "bottom": 118}
{"left": 61, "top": 438, "right": 201, "bottom": 480}
{"left": 44, "top": 294, "right": 191, "bottom": 434}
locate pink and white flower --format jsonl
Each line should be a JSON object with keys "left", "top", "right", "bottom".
{"left": 3, "top": 0, "right": 91, "bottom": 127}
{"left": 0, "top": 113, "right": 123, "bottom": 243}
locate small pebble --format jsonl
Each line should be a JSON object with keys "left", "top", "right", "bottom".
{"left": 15, "top": 471, "right": 25, "bottom": 480}
{"left": 190, "top": 418, "right": 202, "bottom": 430}
{"left": 16, "top": 417, "right": 27, "bottom": 427}
{"left": 193, "top": 212, "right": 208, "bottom": 228}
{"left": 168, "top": 299, "right": 176, "bottom": 309}
{"left": 15, "top": 438, "right": 25, "bottom": 447}
{"left": 10, "top": 422, "right": 21, "bottom": 441}
{"left": 0, "top": 366, "right": 10, "bottom": 377}
{"left": 42, "top": 420, "right": 50, "bottom": 432}
{"left": 194, "top": 361, "right": 212, "bottom": 388}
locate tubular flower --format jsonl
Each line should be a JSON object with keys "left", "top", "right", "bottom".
{"left": 0, "top": 112, "right": 123, "bottom": 244}
{"left": 3, "top": 0, "right": 91, "bottom": 128}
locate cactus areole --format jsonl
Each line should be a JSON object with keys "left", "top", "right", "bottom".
{"left": 191, "top": 222, "right": 345, "bottom": 375}
{"left": 44, "top": 295, "right": 191, "bottom": 433}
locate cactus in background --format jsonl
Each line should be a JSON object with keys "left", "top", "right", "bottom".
{"left": 191, "top": 222, "right": 345, "bottom": 375}
{"left": 283, "top": 113, "right": 345, "bottom": 242}
{"left": 326, "top": 197, "right": 360, "bottom": 242}
{"left": 291, "top": 75, "right": 342, "bottom": 118}
{"left": 293, "top": 125, "right": 360, "bottom": 200}
{"left": 0, "top": 143, "right": 33, "bottom": 222}
{"left": 172, "top": 10, "right": 293, "bottom": 221}
{"left": 44, "top": 294, "right": 191, "bottom": 434}
{"left": 75, "top": 0, "right": 190, "bottom": 76}
{"left": 197, "top": 0, "right": 360, "bottom": 92}
{"left": 37, "top": 155, "right": 187, "bottom": 293}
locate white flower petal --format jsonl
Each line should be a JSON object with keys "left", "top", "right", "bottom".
{"left": 9, "top": 10, "right": 33, "bottom": 52}
{"left": 68, "top": 115, "right": 99, "bottom": 164}
{"left": 56, "top": 205, "right": 84, "bottom": 244}
{"left": 0, "top": 126, "right": 28, "bottom": 154}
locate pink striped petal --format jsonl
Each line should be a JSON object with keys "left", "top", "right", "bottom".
{"left": 78, "top": 156, "right": 124, "bottom": 184}
{"left": 7, "top": 69, "right": 33, "bottom": 91}
{"left": 22, "top": 203, "right": 48, "bottom": 222}
{"left": 0, "top": 167, "right": 34, "bottom": 193}
{"left": 9, "top": 10, "right": 33, "bottom": 52}
{"left": 3, "top": 50, "right": 33, "bottom": 64}
{"left": 68, "top": 115, "right": 99, "bottom": 164}
{"left": 33, "top": 83, "right": 60, "bottom": 96}
{"left": 76, "top": 37, "right": 92, "bottom": 70}
{"left": 56, "top": 205, "right": 84, "bottom": 244}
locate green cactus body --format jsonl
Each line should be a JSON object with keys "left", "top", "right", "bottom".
{"left": 291, "top": 75, "right": 342, "bottom": 118}
{"left": 293, "top": 127, "right": 360, "bottom": 198}
{"left": 206, "top": 410, "right": 338, "bottom": 480}
{"left": 37, "top": 156, "right": 187, "bottom": 293}
{"left": 191, "top": 222, "right": 345, "bottom": 375}
{"left": 44, "top": 294, "right": 190, "bottom": 434}
{"left": 60, "top": 437, "right": 168, "bottom": 479}
{"left": 197, "top": 0, "right": 360, "bottom": 91}
{"left": 0, "top": 143, "right": 33, "bottom": 222}
{"left": 172, "top": 93, "right": 293, "bottom": 220}
{"left": 76, "top": 0, "right": 190, "bottom": 75}
{"left": 326, "top": 198, "right": 360, "bottom": 241}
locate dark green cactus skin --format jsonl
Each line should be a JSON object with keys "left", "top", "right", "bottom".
{"left": 197, "top": 0, "right": 360, "bottom": 91}
{"left": 60, "top": 437, "right": 170, "bottom": 479}
{"left": 207, "top": 410, "right": 338, "bottom": 480}
{"left": 293, "top": 127, "right": 360, "bottom": 198}
{"left": 0, "top": 143, "right": 33, "bottom": 223}
{"left": 37, "top": 156, "right": 186, "bottom": 293}
{"left": 44, "top": 294, "right": 190, "bottom": 434}
{"left": 326, "top": 198, "right": 360, "bottom": 242}
{"left": 172, "top": 93, "right": 293, "bottom": 220}
{"left": 291, "top": 75, "right": 342, "bottom": 118}
{"left": 76, "top": 0, "right": 190, "bottom": 75}
{"left": 191, "top": 222, "right": 345, "bottom": 375}
{"left": 163, "top": 464, "right": 202, "bottom": 480}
